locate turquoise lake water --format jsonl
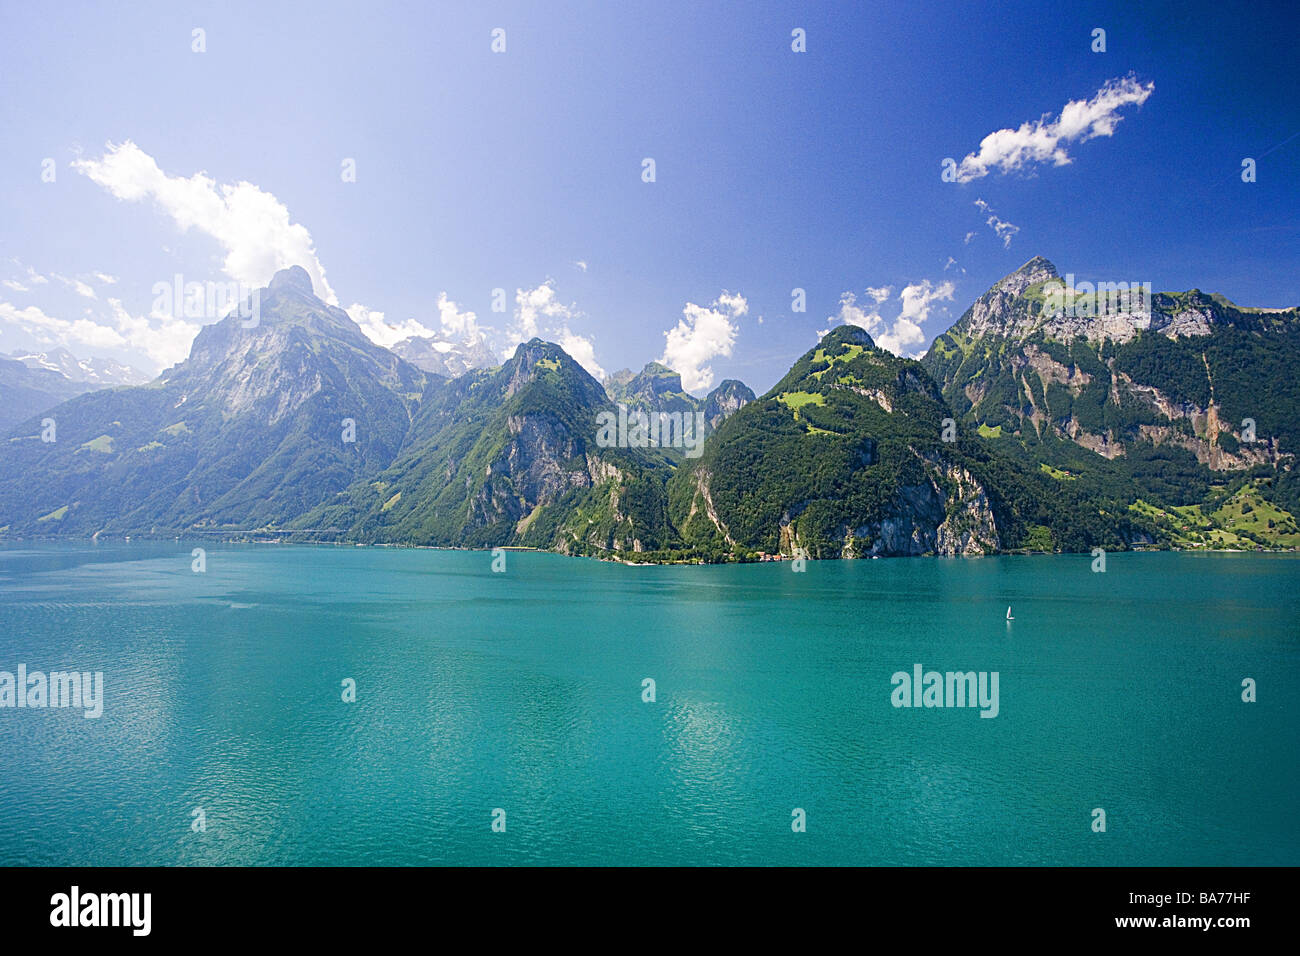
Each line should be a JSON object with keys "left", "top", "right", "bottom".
{"left": 0, "top": 543, "right": 1296, "bottom": 866}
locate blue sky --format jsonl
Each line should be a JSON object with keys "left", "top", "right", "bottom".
{"left": 1, "top": 0, "right": 1296, "bottom": 393}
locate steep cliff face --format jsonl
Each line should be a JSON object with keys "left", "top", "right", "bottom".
{"left": 922, "top": 256, "right": 1300, "bottom": 483}
{"left": 774, "top": 453, "right": 999, "bottom": 558}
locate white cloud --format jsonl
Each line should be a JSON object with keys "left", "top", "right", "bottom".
{"left": 512, "top": 280, "right": 575, "bottom": 342}
{"left": 0, "top": 300, "right": 124, "bottom": 353}
{"left": 660, "top": 292, "right": 744, "bottom": 394}
{"left": 963, "top": 231, "right": 977, "bottom": 245}
{"left": 955, "top": 75, "right": 1154, "bottom": 183}
{"left": 899, "top": 279, "right": 955, "bottom": 328}
{"left": 716, "top": 291, "right": 749, "bottom": 317}
{"left": 435, "top": 292, "right": 484, "bottom": 343}
{"left": 829, "top": 280, "right": 955, "bottom": 357}
{"left": 74, "top": 140, "right": 337, "bottom": 304}
{"left": 2, "top": 280, "right": 27, "bottom": 293}
{"left": 507, "top": 280, "right": 606, "bottom": 376}
{"left": 349, "top": 292, "right": 489, "bottom": 352}
{"left": 346, "top": 303, "right": 435, "bottom": 349}
{"left": 93, "top": 272, "right": 118, "bottom": 285}
{"left": 109, "top": 297, "right": 199, "bottom": 368}
{"left": 1, "top": 291, "right": 201, "bottom": 371}
{"left": 573, "top": 260, "right": 588, "bottom": 272}
{"left": 974, "top": 198, "right": 1020, "bottom": 248}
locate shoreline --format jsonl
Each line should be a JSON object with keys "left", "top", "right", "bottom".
{"left": 1, "top": 535, "right": 1296, "bottom": 565}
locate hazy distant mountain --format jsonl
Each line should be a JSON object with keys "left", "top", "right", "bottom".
{"left": 0, "top": 347, "right": 150, "bottom": 431}
{"left": 9, "top": 346, "right": 149, "bottom": 387}
{"left": 0, "top": 356, "right": 92, "bottom": 432}
{"left": 604, "top": 362, "right": 755, "bottom": 450}
{"left": 606, "top": 361, "right": 698, "bottom": 414}
{"left": 703, "top": 379, "right": 756, "bottom": 429}
{"left": 392, "top": 334, "right": 496, "bottom": 378}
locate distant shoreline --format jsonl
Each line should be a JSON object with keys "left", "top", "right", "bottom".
{"left": 1, "top": 535, "right": 1296, "bottom": 566}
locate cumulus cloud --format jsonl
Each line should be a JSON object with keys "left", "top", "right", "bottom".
{"left": 974, "top": 198, "right": 1020, "bottom": 248}
{"left": 829, "top": 280, "right": 955, "bottom": 357}
{"left": 349, "top": 292, "right": 489, "bottom": 352}
{"left": 346, "top": 304, "right": 433, "bottom": 349}
{"left": 73, "top": 140, "right": 337, "bottom": 304}
{"left": 0, "top": 301, "right": 123, "bottom": 351}
{"left": 955, "top": 75, "right": 1153, "bottom": 183}
{"left": 0, "top": 297, "right": 197, "bottom": 369}
{"left": 435, "top": 293, "right": 484, "bottom": 343}
{"left": 114, "top": 297, "right": 200, "bottom": 368}
{"left": 660, "top": 292, "right": 744, "bottom": 394}
{"left": 512, "top": 280, "right": 576, "bottom": 342}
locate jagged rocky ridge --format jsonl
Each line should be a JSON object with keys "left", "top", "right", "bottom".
{"left": 922, "top": 257, "right": 1300, "bottom": 475}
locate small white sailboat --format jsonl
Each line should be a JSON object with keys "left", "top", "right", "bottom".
{"left": 1006, "top": 605, "right": 1014, "bottom": 621}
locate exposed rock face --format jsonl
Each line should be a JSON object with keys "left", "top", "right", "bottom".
{"left": 958, "top": 256, "right": 1060, "bottom": 340}
{"left": 771, "top": 456, "right": 998, "bottom": 558}
{"left": 703, "top": 379, "right": 755, "bottom": 428}
{"left": 0, "top": 267, "right": 430, "bottom": 535}
{"left": 950, "top": 257, "right": 1270, "bottom": 347}
{"left": 828, "top": 455, "right": 999, "bottom": 557}
{"left": 922, "top": 256, "right": 1299, "bottom": 473}
{"left": 172, "top": 271, "right": 423, "bottom": 427}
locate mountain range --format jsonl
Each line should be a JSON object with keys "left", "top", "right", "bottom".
{"left": 2, "top": 260, "right": 1296, "bottom": 558}
{"left": 0, "top": 347, "right": 149, "bottom": 431}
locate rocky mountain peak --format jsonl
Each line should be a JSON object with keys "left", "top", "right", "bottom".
{"left": 997, "top": 256, "right": 1058, "bottom": 297}
{"left": 268, "top": 265, "right": 315, "bottom": 295}
{"left": 702, "top": 379, "right": 755, "bottom": 428}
